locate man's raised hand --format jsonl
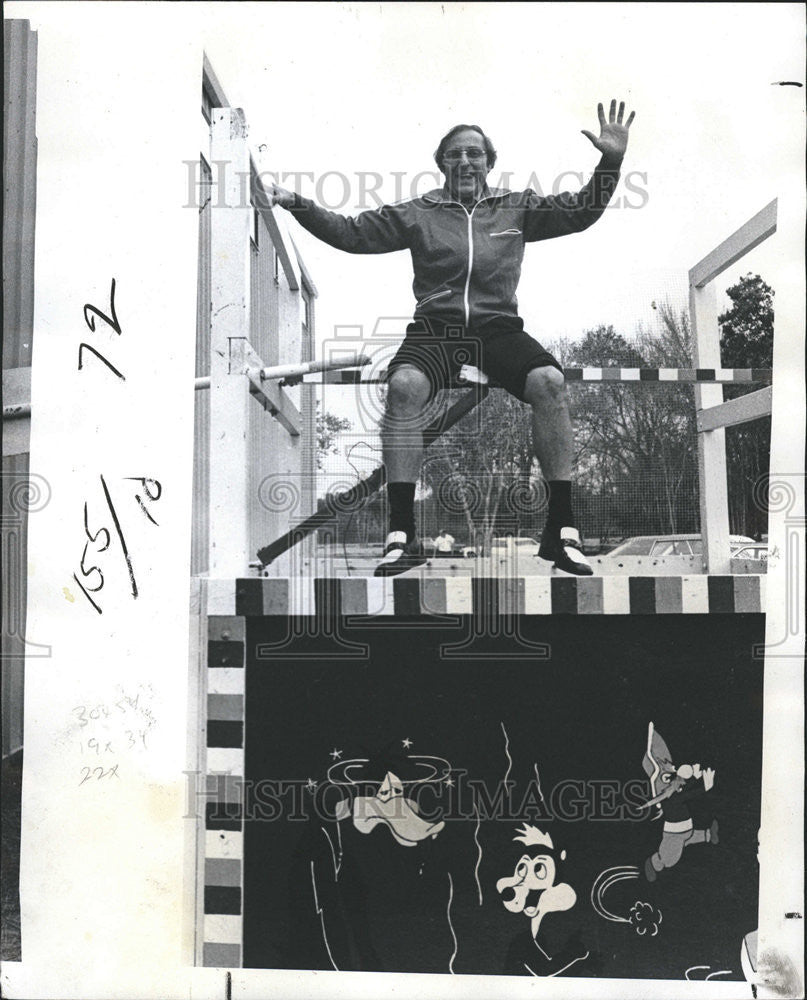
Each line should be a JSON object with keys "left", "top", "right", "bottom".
{"left": 267, "top": 183, "right": 295, "bottom": 209}
{"left": 581, "top": 99, "right": 635, "bottom": 161}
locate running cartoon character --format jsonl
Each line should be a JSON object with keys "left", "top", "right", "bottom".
{"left": 641, "top": 722, "right": 719, "bottom": 882}
{"left": 497, "top": 824, "right": 590, "bottom": 977}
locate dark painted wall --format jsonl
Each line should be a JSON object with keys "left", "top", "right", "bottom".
{"left": 241, "top": 614, "right": 763, "bottom": 981}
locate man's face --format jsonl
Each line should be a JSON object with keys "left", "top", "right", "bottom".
{"left": 441, "top": 128, "right": 490, "bottom": 203}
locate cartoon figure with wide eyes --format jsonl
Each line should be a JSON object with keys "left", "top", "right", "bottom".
{"left": 641, "top": 722, "right": 720, "bottom": 882}
{"left": 497, "top": 824, "right": 590, "bottom": 977}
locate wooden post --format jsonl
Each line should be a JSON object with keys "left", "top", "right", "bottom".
{"left": 209, "top": 108, "right": 252, "bottom": 577}
{"left": 690, "top": 279, "right": 732, "bottom": 574}
{"left": 689, "top": 200, "right": 777, "bottom": 575}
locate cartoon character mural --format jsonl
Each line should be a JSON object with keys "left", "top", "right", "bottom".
{"left": 282, "top": 740, "right": 477, "bottom": 974}
{"left": 590, "top": 865, "right": 663, "bottom": 938}
{"left": 260, "top": 716, "right": 748, "bottom": 977}
{"left": 496, "top": 824, "right": 591, "bottom": 977}
{"left": 640, "top": 722, "right": 720, "bottom": 882}
{"left": 333, "top": 766, "right": 445, "bottom": 846}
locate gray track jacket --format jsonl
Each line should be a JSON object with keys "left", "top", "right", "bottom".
{"left": 288, "top": 154, "right": 622, "bottom": 329}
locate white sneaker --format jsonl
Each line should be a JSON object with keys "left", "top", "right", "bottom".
{"left": 538, "top": 526, "right": 593, "bottom": 576}
{"left": 374, "top": 532, "right": 427, "bottom": 578}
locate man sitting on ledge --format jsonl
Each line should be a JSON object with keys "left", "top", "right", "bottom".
{"left": 270, "top": 100, "right": 634, "bottom": 577}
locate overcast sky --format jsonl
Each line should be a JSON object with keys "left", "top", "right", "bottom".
{"left": 193, "top": 2, "right": 804, "bottom": 346}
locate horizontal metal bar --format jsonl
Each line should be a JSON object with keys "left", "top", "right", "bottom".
{"left": 259, "top": 352, "right": 370, "bottom": 383}
{"left": 697, "top": 386, "right": 773, "bottom": 432}
{"left": 689, "top": 199, "right": 777, "bottom": 289}
{"left": 195, "top": 354, "right": 371, "bottom": 391}
{"left": 305, "top": 367, "right": 773, "bottom": 386}
{"left": 33, "top": 364, "right": 779, "bottom": 405}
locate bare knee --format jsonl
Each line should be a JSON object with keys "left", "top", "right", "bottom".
{"left": 523, "top": 365, "right": 566, "bottom": 407}
{"left": 386, "top": 366, "right": 432, "bottom": 415}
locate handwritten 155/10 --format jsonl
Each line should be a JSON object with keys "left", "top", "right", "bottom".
{"left": 73, "top": 279, "right": 163, "bottom": 614}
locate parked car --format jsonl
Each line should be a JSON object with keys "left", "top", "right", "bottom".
{"left": 462, "top": 536, "right": 541, "bottom": 558}
{"left": 491, "top": 537, "right": 541, "bottom": 557}
{"left": 731, "top": 543, "right": 769, "bottom": 562}
{"left": 606, "top": 533, "right": 755, "bottom": 558}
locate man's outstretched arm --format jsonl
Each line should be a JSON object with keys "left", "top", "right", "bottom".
{"left": 523, "top": 98, "right": 635, "bottom": 241}
{"left": 268, "top": 184, "right": 410, "bottom": 255}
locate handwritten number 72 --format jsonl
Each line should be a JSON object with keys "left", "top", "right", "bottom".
{"left": 79, "top": 278, "right": 125, "bottom": 380}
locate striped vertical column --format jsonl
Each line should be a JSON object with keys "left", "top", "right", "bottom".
{"left": 203, "top": 614, "right": 246, "bottom": 967}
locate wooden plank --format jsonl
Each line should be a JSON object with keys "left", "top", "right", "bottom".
{"left": 293, "top": 241, "right": 319, "bottom": 298}
{"left": 201, "top": 52, "right": 230, "bottom": 120}
{"left": 231, "top": 338, "right": 301, "bottom": 437}
{"left": 689, "top": 199, "right": 777, "bottom": 289}
{"left": 697, "top": 386, "right": 773, "bottom": 432}
{"left": 250, "top": 160, "right": 301, "bottom": 291}
{"left": 246, "top": 370, "right": 301, "bottom": 438}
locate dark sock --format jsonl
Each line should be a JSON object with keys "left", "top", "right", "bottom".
{"left": 546, "top": 480, "right": 574, "bottom": 529}
{"left": 388, "top": 482, "right": 416, "bottom": 540}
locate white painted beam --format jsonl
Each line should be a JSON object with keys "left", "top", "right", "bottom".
{"left": 689, "top": 199, "right": 777, "bottom": 289}
{"left": 690, "top": 280, "right": 732, "bottom": 574}
{"left": 697, "top": 386, "right": 773, "bottom": 432}
{"left": 208, "top": 108, "right": 253, "bottom": 577}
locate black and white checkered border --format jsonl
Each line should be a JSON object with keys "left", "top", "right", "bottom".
{"left": 205, "top": 574, "right": 766, "bottom": 618}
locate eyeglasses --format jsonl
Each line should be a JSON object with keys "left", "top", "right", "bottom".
{"left": 442, "top": 147, "right": 487, "bottom": 163}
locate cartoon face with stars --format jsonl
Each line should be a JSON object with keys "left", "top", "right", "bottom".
{"left": 328, "top": 739, "right": 451, "bottom": 848}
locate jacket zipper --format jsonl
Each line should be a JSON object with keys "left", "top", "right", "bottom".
{"left": 462, "top": 199, "right": 487, "bottom": 326}
{"left": 433, "top": 193, "right": 494, "bottom": 327}
{"left": 463, "top": 207, "right": 474, "bottom": 326}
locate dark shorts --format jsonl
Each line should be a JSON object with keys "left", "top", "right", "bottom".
{"left": 387, "top": 316, "right": 562, "bottom": 402}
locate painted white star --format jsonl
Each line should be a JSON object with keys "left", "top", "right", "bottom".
{"left": 305, "top": 778, "right": 317, "bottom": 792}
{"left": 402, "top": 738, "right": 413, "bottom": 749}
{"left": 329, "top": 748, "right": 343, "bottom": 760}
{"left": 444, "top": 776, "right": 454, "bottom": 787}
